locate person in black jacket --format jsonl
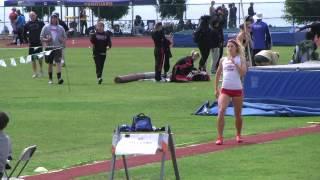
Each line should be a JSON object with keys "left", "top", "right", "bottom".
{"left": 215, "top": 7, "right": 225, "bottom": 63}
{"left": 151, "top": 22, "right": 167, "bottom": 82}
{"left": 195, "top": 15, "right": 212, "bottom": 71}
{"left": 209, "top": 18, "right": 222, "bottom": 74}
{"left": 90, "top": 21, "right": 112, "bottom": 84}
{"left": 171, "top": 50, "right": 200, "bottom": 82}
{"left": 24, "top": 11, "right": 45, "bottom": 78}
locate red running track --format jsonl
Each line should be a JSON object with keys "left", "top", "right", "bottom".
{"left": 24, "top": 125, "right": 320, "bottom": 180}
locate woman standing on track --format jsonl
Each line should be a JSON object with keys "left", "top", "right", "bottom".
{"left": 214, "top": 39, "right": 247, "bottom": 145}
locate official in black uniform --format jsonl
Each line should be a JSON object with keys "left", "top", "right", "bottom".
{"left": 152, "top": 22, "right": 167, "bottom": 82}
{"left": 24, "top": 11, "right": 45, "bottom": 78}
{"left": 90, "top": 21, "right": 112, "bottom": 84}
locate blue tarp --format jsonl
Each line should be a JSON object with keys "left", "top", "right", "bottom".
{"left": 173, "top": 30, "right": 306, "bottom": 47}
{"left": 4, "top": 0, "right": 157, "bottom": 6}
{"left": 195, "top": 69, "right": 320, "bottom": 116}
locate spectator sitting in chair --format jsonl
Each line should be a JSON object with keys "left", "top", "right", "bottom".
{"left": 133, "top": 15, "right": 145, "bottom": 35}
{"left": 0, "top": 112, "right": 12, "bottom": 179}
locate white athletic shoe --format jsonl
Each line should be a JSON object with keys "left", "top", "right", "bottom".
{"left": 32, "top": 74, "right": 38, "bottom": 78}
{"left": 48, "top": 80, "right": 53, "bottom": 84}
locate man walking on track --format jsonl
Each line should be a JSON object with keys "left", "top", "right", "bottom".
{"left": 24, "top": 11, "right": 45, "bottom": 78}
{"left": 40, "top": 14, "right": 67, "bottom": 85}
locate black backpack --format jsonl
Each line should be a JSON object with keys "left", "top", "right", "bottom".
{"left": 131, "top": 113, "right": 153, "bottom": 132}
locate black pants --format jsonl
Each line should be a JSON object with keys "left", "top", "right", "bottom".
{"left": 16, "top": 27, "right": 24, "bottom": 44}
{"left": 154, "top": 47, "right": 165, "bottom": 81}
{"left": 80, "top": 20, "right": 87, "bottom": 35}
{"left": 164, "top": 48, "right": 171, "bottom": 76}
{"left": 198, "top": 46, "right": 210, "bottom": 71}
{"left": 94, "top": 54, "right": 106, "bottom": 79}
{"left": 214, "top": 45, "right": 224, "bottom": 69}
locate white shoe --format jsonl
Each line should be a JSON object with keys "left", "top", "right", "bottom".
{"left": 32, "top": 74, "right": 38, "bottom": 78}
{"left": 48, "top": 80, "right": 53, "bottom": 84}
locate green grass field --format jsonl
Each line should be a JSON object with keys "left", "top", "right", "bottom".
{"left": 0, "top": 46, "right": 318, "bottom": 178}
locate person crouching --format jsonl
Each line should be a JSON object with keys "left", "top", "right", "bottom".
{"left": 90, "top": 21, "right": 112, "bottom": 84}
{"left": 170, "top": 50, "right": 200, "bottom": 82}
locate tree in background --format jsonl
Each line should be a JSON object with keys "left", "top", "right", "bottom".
{"left": 90, "top": 6, "right": 129, "bottom": 26}
{"left": 158, "top": 0, "right": 186, "bottom": 20}
{"left": 24, "top": 7, "right": 56, "bottom": 20}
{"left": 285, "top": 0, "right": 320, "bottom": 24}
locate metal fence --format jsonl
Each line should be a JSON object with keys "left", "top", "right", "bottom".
{"left": 0, "top": 1, "right": 316, "bottom": 36}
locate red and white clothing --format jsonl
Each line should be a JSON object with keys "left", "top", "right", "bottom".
{"left": 221, "top": 55, "right": 243, "bottom": 97}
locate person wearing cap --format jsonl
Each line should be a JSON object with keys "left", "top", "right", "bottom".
{"left": 0, "top": 112, "right": 12, "bottom": 179}
{"left": 251, "top": 13, "right": 272, "bottom": 65}
{"left": 24, "top": 11, "right": 45, "bottom": 78}
{"left": 53, "top": 12, "right": 69, "bottom": 67}
{"left": 53, "top": 12, "right": 69, "bottom": 32}
{"left": 40, "top": 13, "right": 67, "bottom": 85}
{"left": 89, "top": 21, "right": 112, "bottom": 84}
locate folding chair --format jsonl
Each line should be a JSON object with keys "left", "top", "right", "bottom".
{"left": 4, "top": 145, "right": 37, "bottom": 180}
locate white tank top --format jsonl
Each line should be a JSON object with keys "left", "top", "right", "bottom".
{"left": 221, "top": 56, "right": 243, "bottom": 90}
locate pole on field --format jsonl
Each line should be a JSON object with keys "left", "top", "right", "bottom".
{"left": 240, "top": 0, "right": 253, "bottom": 67}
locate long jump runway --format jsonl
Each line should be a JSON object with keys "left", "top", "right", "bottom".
{"left": 24, "top": 125, "right": 320, "bottom": 180}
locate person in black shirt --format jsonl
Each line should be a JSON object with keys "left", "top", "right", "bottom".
{"left": 151, "top": 22, "right": 167, "bottom": 82}
{"left": 171, "top": 51, "right": 200, "bottom": 82}
{"left": 24, "top": 11, "right": 45, "bottom": 78}
{"left": 248, "top": 2, "right": 255, "bottom": 17}
{"left": 195, "top": 15, "right": 212, "bottom": 72}
{"left": 90, "top": 21, "right": 112, "bottom": 84}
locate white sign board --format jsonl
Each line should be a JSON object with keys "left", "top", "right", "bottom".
{"left": 115, "top": 133, "right": 161, "bottom": 155}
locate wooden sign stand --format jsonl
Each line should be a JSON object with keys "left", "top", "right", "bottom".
{"left": 109, "top": 125, "right": 180, "bottom": 180}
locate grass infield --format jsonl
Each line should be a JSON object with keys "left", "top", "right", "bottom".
{"left": 0, "top": 46, "right": 318, "bottom": 177}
